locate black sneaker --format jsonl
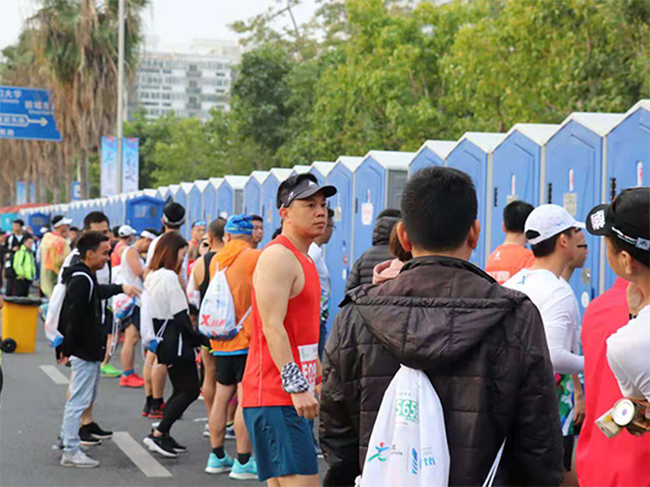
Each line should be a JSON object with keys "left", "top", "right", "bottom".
{"left": 82, "top": 422, "right": 113, "bottom": 439}
{"left": 166, "top": 435, "right": 187, "bottom": 454}
{"left": 78, "top": 428, "right": 102, "bottom": 446}
{"left": 142, "top": 399, "right": 152, "bottom": 417}
{"left": 143, "top": 432, "right": 178, "bottom": 458}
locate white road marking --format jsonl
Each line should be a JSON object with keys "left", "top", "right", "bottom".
{"left": 112, "top": 432, "right": 173, "bottom": 478}
{"left": 39, "top": 365, "right": 69, "bottom": 384}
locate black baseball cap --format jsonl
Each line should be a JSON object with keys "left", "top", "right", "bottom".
{"left": 586, "top": 187, "right": 650, "bottom": 252}
{"left": 163, "top": 202, "right": 186, "bottom": 226}
{"left": 281, "top": 177, "right": 337, "bottom": 208}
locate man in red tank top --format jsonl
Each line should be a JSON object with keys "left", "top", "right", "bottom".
{"left": 242, "top": 173, "right": 337, "bottom": 486}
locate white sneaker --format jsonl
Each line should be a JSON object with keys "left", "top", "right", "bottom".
{"left": 225, "top": 425, "right": 236, "bottom": 440}
{"left": 203, "top": 423, "right": 211, "bottom": 438}
{"left": 60, "top": 450, "right": 100, "bottom": 468}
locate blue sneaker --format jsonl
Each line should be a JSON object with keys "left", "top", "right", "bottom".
{"left": 205, "top": 452, "right": 234, "bottom": 474}
{"left": 229, "top": 457, "right": 258, "bottom": 481}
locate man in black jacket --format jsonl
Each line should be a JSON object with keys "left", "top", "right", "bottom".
{"left": 57, "top": 231, "right": 140, "bottom": 468}
{"left": 320, "top": 167, "right": 563, "bottom": 486}
{"left": 345, "top": 209, "right": 400, "bottom": 292}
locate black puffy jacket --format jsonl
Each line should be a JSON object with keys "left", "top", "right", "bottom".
{"left": 320, "top": 256, "right": 563, "bottom": 486}
{"left": 345, "top": 215, "right": 399, "bottom": 292}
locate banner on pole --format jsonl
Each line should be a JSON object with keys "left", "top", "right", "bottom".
{"left": 101, "top": 136, "right": 118, "bottom": 197}
{"left": 101, "top": 136, "right": 139, "bottom": 196}
{"left": 122, "top": 138, "right": 139, "bottom": 194}
{"left": 16, "top": 180, "right": 27, "bottom": 205}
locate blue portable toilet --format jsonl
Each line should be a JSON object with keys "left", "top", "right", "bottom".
{"left": 310, "top": 162, "right": 335, "bottom": 186}
{"left": 261, "top": 168, "right": 293, "bottom": 247}
{"left": 326, "top": 156, "right": 364, "bottom": 332}
{"left": 409, "top": 140, "right": 456, "bottom": 175}
{"left": 447, "top": 132, "right": 507, "bottom": 269}
{"left": 545, "top": 111, "right": 624, "bottom": 312}
{"left": 28, "top": 211, "right": 50, "bottom": 237}
{"left": 490, "top": 124, "right": 559, "bottom": 254}
{"left": 125, "top": 194, "right": 165, "bottom": 233}
{"left": 352, "top": 151, "right": 414, "bottom": 263}
{"left": 183, "top": 182, "right": 203, "bottom": 237}
{"left": 219, "top": 176, "right": 248, "bottom": 218}
{"left": 602, "top": 100, "right": 650, "bottom": 291}
{"left": 291, "top": 165, "right": 311, "bottom": 176}
{"left": 202, "top": 178, "right": 220, "bottom": 223}
{"left": 244, "top": 171, "right": 269, "bottom": 216}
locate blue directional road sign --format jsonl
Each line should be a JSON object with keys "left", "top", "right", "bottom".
{"left": 0, "top": 85, "right": 62, "bottom": 141}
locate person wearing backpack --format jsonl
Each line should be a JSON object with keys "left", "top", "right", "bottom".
{"left": 57, "top": 231, "right": 141, "bottom": 468}
{"left": 188, "top": 218, "right": 226, "bottom": 432}
{"left": 320, "top": 166, "right": 563, "bottom": 486}
{"left": 203, "top": 215, "right": 261, "bottom": 480}
{"left": 12, "top": 235, "right": 36, "bottom": 297}
{"left": 141, "top": 232, "right": 209, "bottom": 458}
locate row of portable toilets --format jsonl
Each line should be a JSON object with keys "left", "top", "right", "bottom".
{"left": 17, "top": 100, "right": 650, "bottom": 330}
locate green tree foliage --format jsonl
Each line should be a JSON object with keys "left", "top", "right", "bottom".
{"left": 111, "top": 0, "right": 650, "bottom": 189}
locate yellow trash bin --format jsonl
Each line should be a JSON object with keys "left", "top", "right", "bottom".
{"left": 1, "top": 296, "right": 42, "bottom": 353}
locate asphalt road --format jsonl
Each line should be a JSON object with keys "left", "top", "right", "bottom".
{"left": 0, "top": 320, "right": 328, "bottom": 487}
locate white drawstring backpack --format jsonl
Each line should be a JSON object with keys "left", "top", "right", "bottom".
{"left": 357, "top": 365, "right": 505, "bottom": 487}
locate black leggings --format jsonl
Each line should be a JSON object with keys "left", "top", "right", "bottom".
{"left": 157, "top": 362, "right": 200, "bottom": 435}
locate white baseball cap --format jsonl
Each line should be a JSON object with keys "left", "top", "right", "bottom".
{"left": 525, "top": 204, "right": 585, "bottom": 246}
{"left": 118, "top": 225, "right": 136, "bottom": 238}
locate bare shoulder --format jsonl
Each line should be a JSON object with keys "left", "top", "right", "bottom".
{"left": 255, "top": 244, "right": 300, "bottom": 278}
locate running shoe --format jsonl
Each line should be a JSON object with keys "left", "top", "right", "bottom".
{"left": 203, "top": 423, "right": 211, "bottom": 438}
{"left": 167, "top": 435, "right": 187, "bottom": 453}
{"left": 60, "top": 450, "right": 99, "bottom": 468}
{"left": 148, "top": 406, "right": 164, "bottom": 419}
{"left": 100, "top": 363, "right": 122, "bottom": 378}
{"left": 78, "top": 428, "right": 102, "bottom": 446}
{"left": 229, "top": 457, "right": 258, "bottom": 480}
{"left": 81, "top": 422, "right": 113, "bottom": 439}
{"left": 143, "top": 432, "right": 178, "bottom": 458}
{"left": 225, "top": 424, "right": 236, "bottom": 440}
{"left": 205, "top": 452, "right": 234, "bottom": 474}
{"left": 120, "top": 374, "right": 145, "bottom": 388}
{"left": 142, "top": 400, "right": 151, "bottom": 417}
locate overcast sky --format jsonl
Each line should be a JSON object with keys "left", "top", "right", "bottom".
{"left": 0, "top": 0, "right": 320, "bottom": 53}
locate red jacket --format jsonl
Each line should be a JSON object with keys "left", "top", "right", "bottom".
{"left": 576, "top": 278, "right": 650, "bottom": 486}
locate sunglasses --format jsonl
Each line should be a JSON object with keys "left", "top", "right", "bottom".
{"left": 577, "top": 244, "right": 588, "bottom": 249}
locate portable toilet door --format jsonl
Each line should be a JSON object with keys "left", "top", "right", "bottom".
{"left": 490, "top": 124, "right": 559, "bottom": 254}
{"left": 201, "top": 179, "right": 219, "bottom": 223}
{"left": 244, "top": 171, "right": 269, "bottom": 216}
{"left": 169, "top": 184, "right": 189, "bottom": 238}
{"left": 183, "top": 182, "right": 203, "bottom": 235}
{"left": 261, "top": 168, "right": 293, "bottom": 247}
{"left": 545, "top": 111, "right": 624, "bottom": 312}
{"left": 219, "top": 176, "right": 248, "bottom": 218}
{"left": 409, "top": 140, "right": 456, "bottom": 175}
{"left": 447, "top": 132, "right": 507, "bottom": 268}
{"left": 290, "top": 165, "right": 311, "bottom": 176}
{"left": 602, "top": 100, "right": 650, "bottom": 291}
{"left": 126, "top": 195, "right": 165, "bottom": 233}
{"left": 29, "top": 211, "right": 50, "bottom": 238}
{"left": 326, "top": 156, "right": 364, "bottom": 333}
{"left": 310, "top": 162, "right": 335, "bottom": 187}
{"left": 352, "top": 151, "right": 414, "bottom": 263}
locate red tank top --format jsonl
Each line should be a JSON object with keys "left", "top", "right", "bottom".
{"left": 242, "top": 235, "right": 321, "bottom": 408}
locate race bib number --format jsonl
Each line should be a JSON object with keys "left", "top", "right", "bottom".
{"left": 298, "top": 343, "right": 318, "bottom": 393}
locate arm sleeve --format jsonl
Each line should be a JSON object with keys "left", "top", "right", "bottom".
{"left": 543, "top": 293, "right": 584, "bottom": 374}
{"left": 320, "top": 307, "right": 360, "bottom": 487}
{"left": 345, "top": 258, "right": 362, "bottom": 293}
{"left": 508, "top": 303, "right": 564, "bottom": 486}
{"left": 60, "top": 277, "right": 91, "bottom": 357}
{"left": 97, "top": 283, "right": 124, "bottom": 300}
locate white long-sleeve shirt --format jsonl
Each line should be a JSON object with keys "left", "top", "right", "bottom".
{"left": 505, "top": 268, "right": 584, "bottom": 374}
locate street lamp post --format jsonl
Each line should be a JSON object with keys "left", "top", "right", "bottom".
{"left": 117, "top": 0, "right": 125, "bottom": 194}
